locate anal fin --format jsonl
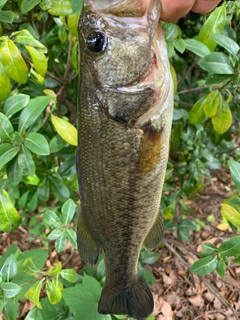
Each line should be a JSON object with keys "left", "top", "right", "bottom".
{"left": 143, "top": 213, "right": 164, "bottom": 251}
{"left": 77, "top": 211, "right": 99, "bottom": 265}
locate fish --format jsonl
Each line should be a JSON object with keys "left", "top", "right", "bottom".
{"left": 76, "top": 0, "right": 174, "bottom": 319}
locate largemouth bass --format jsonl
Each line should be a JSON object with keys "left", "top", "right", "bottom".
{"left": 77, "top": 0, "right": 173, "bottom": 318}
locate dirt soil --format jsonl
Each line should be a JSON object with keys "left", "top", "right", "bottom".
{"left": 0, "top": 169, "right": 239, "bottom": 320}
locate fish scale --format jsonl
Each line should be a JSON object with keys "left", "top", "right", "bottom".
{"left": 77, "top": 0, "right": 173, "bottom": 318}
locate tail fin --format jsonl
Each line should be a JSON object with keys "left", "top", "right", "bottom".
{"left": 98, "top": 275, "right": 153, "bottom": 319}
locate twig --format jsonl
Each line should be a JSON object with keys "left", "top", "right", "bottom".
{"left": 64, "top": 34, "right": 73, "bottom": 81}
{"left": 163, "top": 240, "right": 189, "bottom": 268}
{"left": 163, "top": 239, "right": 240, "bottom": 319}
{"left": 18, "top": 226, "right": 52, "bottom": 243}
{"left": 62, "top": 247, "right": 75, "bottom": 267}
{"left": 178, "top": 86, "right": 208, "bottom": 95}
{"left": 22, "top": 53, "right": 64, "bottom": 85}
{"left": 174, "top": 99, "right": 193, "bottom": 107}
{"left": 200, "top": 276, "right": 239, "bottom": 319}
{"left": 177, "top": 56, "right": 199, "bottom": 88}
{"left": 193, "top": 309, "right": 229, "bottom": 320}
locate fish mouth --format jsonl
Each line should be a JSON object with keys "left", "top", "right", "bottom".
{"left": 103, "top": 24, "right": 171, "bottom": 131}
{"left": 134, "top": 24, "right": 171, "bottom": 130}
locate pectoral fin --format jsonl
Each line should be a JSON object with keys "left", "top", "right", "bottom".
{"left": 77, "top": 211, "right": 99, "bottom": 265}
{"left": 143, "top": 214, "right": 164, "bottom": 251}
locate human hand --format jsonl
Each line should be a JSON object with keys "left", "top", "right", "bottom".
{"left": 160, "top": 0, "right": 223, "bottom": 22}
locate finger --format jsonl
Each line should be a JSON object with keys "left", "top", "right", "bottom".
{"left": 160, "top": 0, "right": 195, "bottom": 22}
{"left": 191, "top": 0, "right": 223, "bottom": 14}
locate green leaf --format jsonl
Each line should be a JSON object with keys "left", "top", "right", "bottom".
{"left": 26, "top": 46, "right": 47, "bottom": 77}
{"left": 199, "top": 250, "right": 217, "bottom": 258}
{"left": 63, "top": 274, "right": 111, "bottom": 320}
{"left": 25, "top": 133, "right": 50, "bottom": 155}
{"left": 203, "top": 90, "right": 220, "bottom": 118}
{"left": 65, "top": 229, "right": 77, "bottom": 249}
{"left": 7, "top": 157, "right": 23, "bottom": 186}
{"left": 37, "top": 178, "right": 50, "bottom": 202}
{"left": 0, "top": 39, "right": 28, "bottom": 84}
{"left": 18, "top": 146, "right": 36, "bottom": 176}
{"left": 0, "top": 0, "right": 7, "bottom": 6}
{"left": 0, "top": 254, "right": 17, "bottom": 282}
{"left": 2, "top": 299, "right": 19, "bottom": 320}
{"left": 173, "top": 38, "right": 185, "bottom": 54}
{"left": 1, "top": 282, "right": 22, "bottom": 298}
{"left": 27, "top": 191, "right": 38, "bottom": 211}
{"left": 48, "top": 228, "right": 64, "bottom": 241}
{"left": 58, "top": 25, "right": 67, "bottom": 43}
{"left": 43, "top": 210, "right": 61, "bottom": 228}
{"left": 165, "top": 24, "right": 178, "bottom": 41}
{"left": 0, "top": 10, "right": 14, "bottom": 23}
{"left": 0, "top": 112, "right": 14, "bottom": 142}
{"left": 48, "top": 0, "right": 72, "bottom": 16}
{"left": 39, "top": 298, "right": 68, "bottom": 320}
{"left": 184, "top": 39, "right": 211, "bottom": 57}
{"left": 13, "top": 30, "right": 47, "bottom": 53}
{"left": 21, "top": 0, "right": 41, "bottom": 13}
{"left": 55, "top": 235, "right": 67, "bottom": 252}
{"left": 221, "top": 203, "right": 240, "bottom": 227}
{"left": 96, "top": 258, "right": 105, "bottom": 281}
{"left": 25, "top": 279, "right": 44, "bottom": 309}
{"left": 68, "top": 13, "right": 80, "bottom": 37}
{"left": 140, "top": 250, "right": 159, "bottom": 264}
{"left": 228, "top": 160, "right": 240, "bottom": 189}
{"left": 198, "top": 52, "right": 234, "bottom": 75}
{"left": 205, "top": 74, "right": 233, "bottom": 85}
{"left": 13, "top": 249, "right": 48, "bottom": 301}
{"left": 18, "top": 190, "right": 29, "bottom": 209}
{"left": 3, "top": 94, "right": 30, "bottom": 117}
{"left": 22, "top": 258, "right": 41, "bottom": 275}
{"left": 0, "top": 62, "right": 10, "bottom": 102}
{"left": 201, "top": 243, "right": 216, "bottom": 251}
{"left": 61, "top": 199, "right": 75, "bottom": 224}
{"left": 190, "top": 255, "right": 218, "bottom": 276}
{"left": 212, "top": 101, "right": 232, "bottom": 134}
{"left": 46, "top": 262, "right": 62, "bottom": 276}
{"left": 30, "top": 67, "right": 44, "bottom": 86}
{"left": 0, "top": 144, "right": 20, "bottom": 169}
{"left": 189, "top": 95, "right": 207, "bottom": 125}
{"left": 50, "top": 175, "right": 70, "bottom": 202}
{"left": 198, "top": 4, "right": 226, "bottom": 52}
{"left": 72, "top": 0, "right": 83, "bottom": 13}
{"left": 60, "top": 269, "right": 76, "bottom": 283}
{"left": 49, "top": 135, "right": 66, "bottom": 153}
{"left": 18, "top": 96, "right": 51, "bottom": 133}
{"left": 177, "top": 220, "right": 196, "bottom": 242}
{"left": 0, "top": 189, "right": 21, "bottom": 232}
{"left": 51, "top": 115, "right": 77, "bottom": 146}
{"left": 218, "top": 236, "right": 240, "bottom": 257}
{"left": 46, "top": 279, "right": 62, "bottom": 305}
{"left": 216, "top": 258, "right": 226, "bottom": 278}
{"left": 25, "top": 307, "right": 43, "bottom": 320}
{"left": 0, "top": 299, "right": 3, "bottom": 313}
{"left": 210, "top": 34, "right": 240, "bottom": 56}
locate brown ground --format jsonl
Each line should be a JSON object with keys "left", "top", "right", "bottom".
{"left": 0, "top": 169, "right": 239, "bottom": 320}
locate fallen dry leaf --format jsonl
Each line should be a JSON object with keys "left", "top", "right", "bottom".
{"left": 188, "top": 294, "right": 203, "bottom": 307}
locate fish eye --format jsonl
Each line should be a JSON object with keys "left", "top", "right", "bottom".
{"left": 86, "top": 31, "right": 107, "bottom": 53}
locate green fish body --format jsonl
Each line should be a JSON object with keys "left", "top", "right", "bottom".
{"left": 77, "top": 0, "right": 173, "bottom": 318}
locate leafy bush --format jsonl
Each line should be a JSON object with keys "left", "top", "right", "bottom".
{"left": 0, "top": 0, "right": 239, "bottom": 319}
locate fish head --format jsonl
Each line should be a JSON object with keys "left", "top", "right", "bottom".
{"left": 79, "top": 0, "right": 170, "bottom": 127}
{"left": 79, "top": 4, "right": 159, "bottom": 88}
